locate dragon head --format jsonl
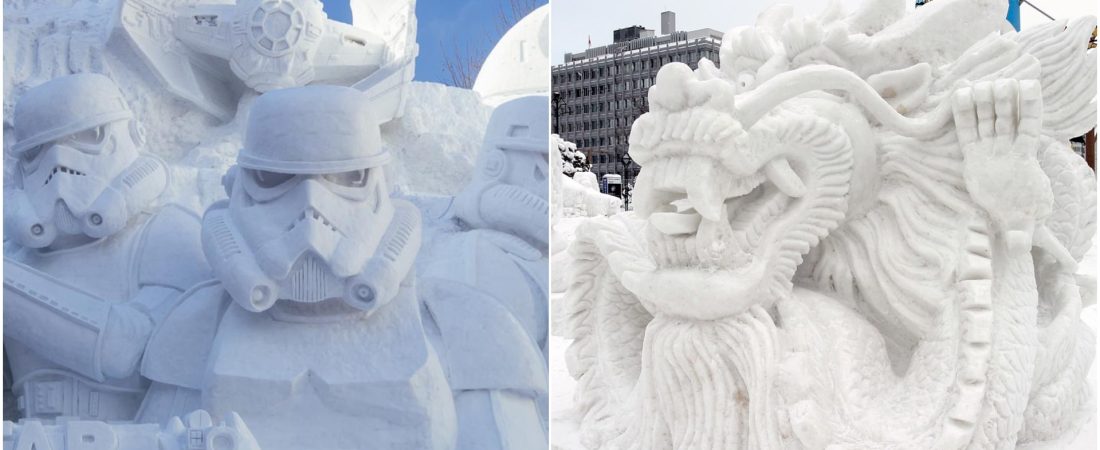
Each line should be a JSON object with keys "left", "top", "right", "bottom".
{"left": 622, "top": 58, "right": 858, "bottom": 321}
{"left": 619, "top": 0, "right": 1022, "bottom": 326}
{"left": 622, "top": 0, "right": 1093, "bottom": 349}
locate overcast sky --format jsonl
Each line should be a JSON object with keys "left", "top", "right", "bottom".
{"left": 550, "top": 0, "right": 1096, "bottom": 64}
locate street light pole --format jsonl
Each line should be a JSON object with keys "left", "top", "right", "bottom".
{"left": 620, "top": 151, "right": 633, "bottom": 209}
{"left": 552, "top": 91, "right": 562, "bottom": 134}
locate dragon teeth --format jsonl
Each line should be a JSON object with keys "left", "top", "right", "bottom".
{"left": 686, "top": 165, "right": 725, "bottom": 221}
{"left": 765, "top": 158, "right": 807, "bottom": 197}
{"left": 651, "top": 211, "right": 702, "bottom": 236}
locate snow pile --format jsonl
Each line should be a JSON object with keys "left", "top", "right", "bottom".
{"left": 382, "top": 82, "right": 491, "bottom": 197}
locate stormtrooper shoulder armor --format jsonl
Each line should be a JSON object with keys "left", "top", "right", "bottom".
{"left": 474, "top": 229, "right": 542, "bottom": 262}
{"left": 430, "top": 229, "right": 541, "bottom": 285}
{"left": 137, "top": 204, "right": 213, "bottom": 291}
{"left": 141, "top": 281, "right": 232, "bottom": 389}
{"left": 420, "top": 277, "right": 547, "bottom": 396}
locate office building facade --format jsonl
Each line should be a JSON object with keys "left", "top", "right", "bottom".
{"left": 551, "top": 12, "right": 723, "bottom": 186}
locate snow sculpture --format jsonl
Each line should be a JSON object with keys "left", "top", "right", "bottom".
{"left": 5, "top": 410, "right": 259, "bottom": 450}
{"left": 453, "top": 96, "right": 550, "bottom": 251}
{"left": 562, "top": 0, "right": 1097, "bottom": 448}
{"left": 473, "top": 5, "right": 550, "bottom": 105}
{"left": 552, "top": 135, "right": 621, "bottom": 219}
{"left": 420, "top": 95, "right": 550, "bottom": 447}
{"left": 76, "top": 86, "right": 543, "bottom": 450}
{"left": 555, "top": 134, "right": 588, "bottom": 177}
{"left": 551, "top": 135, "right": 622, "bottom": 294}
{"left": 117, "top": 0, "right": 417, "bottom": 121}
{"left": 3, "top": 73, "right": 210, "bottom": 422}
{"left": 121, "top": 85, "right": 451, "bottom": 450}
{"left": 4, "top": 0, "right": 477, "bottom": 210}
{"left": 4, "top": 1, "right": 546, "bottom": 448}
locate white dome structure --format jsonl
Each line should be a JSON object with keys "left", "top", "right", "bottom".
{"left": 473, "top": 5, "right": 549, "bottom": 106}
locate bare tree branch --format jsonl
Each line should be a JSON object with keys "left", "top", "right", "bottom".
{"left": 441, "top": 39, "right": 483, "bottom": 89}
{"left": 440, "top": 0, "right": 541, "bottom": 88}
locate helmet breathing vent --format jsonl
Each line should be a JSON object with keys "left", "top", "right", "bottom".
{"left": 380, "top": 207, "right": 416, "bottom": 264}
{"left": 208, "top": 212, "right": 243, "bottom": 257}
{"left": 54, "top": 202, "right": 80, "bottom": 232}
{"left": 287, "top": 253, "right": 331, "bottom": 302}
{"left": 122, "top": 157, "right": 161, "bottom": 188}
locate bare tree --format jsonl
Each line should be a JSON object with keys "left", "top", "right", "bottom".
{"left": 441, "top": 0, "right": 541, "bottom": 88}
{"left": 442, "top": 40, "right": 484, "bottom": 90}
{"left": 495, "top": 0, "right": 539, "bottom": 35}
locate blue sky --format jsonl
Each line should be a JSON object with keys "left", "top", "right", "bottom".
{"left": 321, "top": 0, "right": 548, "bottom": 85}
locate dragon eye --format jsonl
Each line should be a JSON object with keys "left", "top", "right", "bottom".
{"left": 736, "top": 73, "right": 755, "bottom": 90}
{"left": 252, "top": 169, "right": 295, "bottom": 188}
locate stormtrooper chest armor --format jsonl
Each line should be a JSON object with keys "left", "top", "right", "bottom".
{"left": 5, "top": 215, "right": 152, "bottom": 420}
{"left": 202, "top": 282, "right": 457, "bottom": 450}
{"left": 8, "top": 214, "right": 149, "bottom": 301}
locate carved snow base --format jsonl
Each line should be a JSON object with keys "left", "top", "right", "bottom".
{"left": 3, "top": 410, "right": 259, "bottom": 450}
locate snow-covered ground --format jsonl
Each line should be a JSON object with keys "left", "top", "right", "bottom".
{"left": 549, "top": 241, "right": 1100, "bottom": 450}
{"left": 549, "top": 314, "right": 581, "bottom": 450}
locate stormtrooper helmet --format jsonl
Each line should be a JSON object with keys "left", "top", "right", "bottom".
{"left": 203, "top": 85, "right": 406, "bottom": 314}
{"left": 455, "top": 95, "right": 550, "bottom": 247}
{"left": 5, "top": 73, "right": 167, "bottom": 249}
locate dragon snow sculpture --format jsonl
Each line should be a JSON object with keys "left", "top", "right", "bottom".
{"left": 561, "top": 0, "right": 1097, "bottom": 448}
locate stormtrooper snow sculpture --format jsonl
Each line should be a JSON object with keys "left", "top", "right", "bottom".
{"left": 134, "top": 86, "right": 543, "bottom": 450}
{"left": 3, "top": 73, "right": 209, "bottom": 422}
{"left": 421, "top": 95, "right": 550, "bottom": 447}
{"left": 562, "top": 0, "right": 1097, "bottom": 448}
{"left": 453, "top": 96, "right": 550, "bottom": 252}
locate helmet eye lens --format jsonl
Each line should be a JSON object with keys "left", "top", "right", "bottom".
{"left": 19, "top": 144, "right": 47, "bottom": 176}
{"left": 252, "top": 169, "right": 295, "bottom": 188}
{"left": 21, "top": 144, "right": 45, "bottom": 164}
{"left": 70, "top": 125, "right": 105, "bottom": 145}
{"left": 323, "top": 169, "right": 369, "bottom": 188}
{"left": 56, "top": 125, "right": 108, "bottom": 154}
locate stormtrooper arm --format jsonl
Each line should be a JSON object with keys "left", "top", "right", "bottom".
{"left": 2, "top": 258, "right": 177, "bottom": 382}
{"left": 453, "top": 389, "right": 547, "bottom": 450}
{"left": 419, "top": 277, "right": 549, "bottom": 450}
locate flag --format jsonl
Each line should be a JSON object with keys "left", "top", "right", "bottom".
{"left": 1006, "top": 0, "right": 1019, "bottom": 30}
{"left": 588, "top": 35, "right": 591, "bottom": 48}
